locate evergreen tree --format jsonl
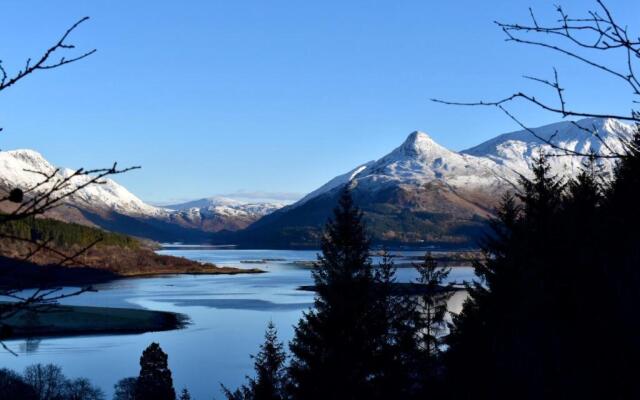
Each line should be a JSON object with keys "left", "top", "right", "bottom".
{"left": 600, "top": 123, "right": 640, "bottom": 397}
{"left": 288, "top": 188, "right": 387, "bottom": 400}
{"left": 371, "top": 251, "right": 420, "bottom": 399}
{"left": 135, "top": 343, "right": 176, "bottom": 400}
{"left": 223, "top": 321, "right": 287, "bottom": 400}
{"left": 178, "top": 388, "right": 192, "bottom": 400}
{"left": 369, "top": 252, "right": 453, "bottom": 399}
{"left": 446, "top": 154, "right": 568, "bottom": 399}
{"left": 413, "top": 253, "right": 451, "bottom": 370}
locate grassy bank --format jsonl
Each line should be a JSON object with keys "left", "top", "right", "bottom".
{"left": 0, "top": 303, "right": 187, "bottom": 340}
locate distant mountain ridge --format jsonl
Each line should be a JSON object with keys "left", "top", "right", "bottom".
{"left": 0, "top": 151, "right": 283, "bottom": 242}
{"left": 164, "top": 197, "right": 285, "bottom": 233}
{"left": 166, "top": 196, "right": 284, "bottom": 217}
{"left": 217, "top": 117, "right": 634, "bottom": 248}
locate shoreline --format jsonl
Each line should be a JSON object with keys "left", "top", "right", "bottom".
{"left": 0, "top": 303, "right": 188, "bottom": 341}
{"left": 0, "top": 254, "right": 265, "bottom": 290}
{"left": 298, "top": 282, "right": 466, "bottom": 295}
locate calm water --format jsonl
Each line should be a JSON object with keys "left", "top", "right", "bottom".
{"left": 0, "top": 249, "right": 474, "bottom": 399}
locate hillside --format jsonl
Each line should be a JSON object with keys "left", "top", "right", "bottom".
{"left": 0, "top": 217, "right": 260, "bottom": 288}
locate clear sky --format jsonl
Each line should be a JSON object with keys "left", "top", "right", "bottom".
{"left": 1, "top": 0, "right": 637, "bottom": 203}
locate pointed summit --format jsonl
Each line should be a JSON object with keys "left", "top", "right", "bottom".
{"left": 395, "top": 130, "right": 451, "bottom": 159}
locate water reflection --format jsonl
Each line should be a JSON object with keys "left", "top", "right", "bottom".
{"left": 19, "top": 338, "right": 41, "bottom": 354}
{"left": 163, "top": 298, "right": 314, "bottom": 311}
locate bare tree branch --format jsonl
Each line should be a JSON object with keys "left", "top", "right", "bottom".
{"left": 0, "top": 16, "right": 141, "bottom": 354}
{"left": 433, "top": 0, "right": 639, "bottom": 159}
{"left": 0, "top": 17, "right": 96, "bottom": 93}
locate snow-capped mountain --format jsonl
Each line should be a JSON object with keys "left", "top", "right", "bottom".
{"left": 166, "top": 196, "right": 284, "bottom": 219}
{"left": 299, "top": 117, "right": 634, "bottom": 210}
{"left": 0, "top": 149, "right": 168, "bottom": 217}
{"left": 356, "top": 131, "right": 513, "bottom": 188}
{"left": 220, "top": 118, "right": 635, "bottom": 248}
{"left": 0, "top": 150, "right": 283, "bottom": 242}
{"left": 295, "top": 131, "right": 515, "bottom": 203}
{"left": 162, "top": 196, "right": 285, "bottom": 233}
{"left": 463, "top": 117, "right": 634, "bottom": 179}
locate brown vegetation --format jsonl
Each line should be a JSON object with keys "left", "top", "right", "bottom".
{"left": 0, "top": 238, "right": 262, "bottom": 290}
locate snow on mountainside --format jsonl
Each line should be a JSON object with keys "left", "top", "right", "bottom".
{"left": 166, "top": 197, "right": 284, "bottom": 219}
{"left": 290, "top": 130, "right": 517, "bottom": 210}
{"left": 462, "top": 118, "right": 634, "bottom": 178}
{"left": 0, "top": 150, "right": 284, "bottom": 240}
{"left": 353, "top": 131, "right": 515, "bottom": 190}
{"left": 0, "top": 149, "right": 167, "bottom": 216}
{"left": 291, "top": 118, "right": 635, "bottom": 210}
{"left": 295, "top": 162, "right": 375, "bottom": 207}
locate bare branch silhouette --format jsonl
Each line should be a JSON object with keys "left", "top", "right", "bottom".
{"left": 0, "top": 16, "right": 138, "bottom": 354}
{"left": 0, "top": 17, "right": 95, "bottom": 94}
{"left": 433, "top": 1, "right": 639, "bottom": 159}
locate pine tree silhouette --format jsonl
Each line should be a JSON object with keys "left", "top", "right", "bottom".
{"left": 371, "top": 251, "right": 419, "bottom": 399}
{"left": 413, "top": 253, "right": 451, "bottom": 368}
{"left": 600, "top": 124, "right": 640, "bottom": 397}
{"left": 414, "top": 253, "right": 451, "bottom": 361}
{"left": 179, "top": 388, "right": 191, "bottom": 400}
{"left": 446, "top": 154, "right": 567, "bottom": 399}
{"left": 288, "top": 188, "right": 387, "bottom": 400}
{"left": 223, "top": 321, "right": 287, "bottom": 400}
{"left": 135, "top": 343, "right": 176, "bottom": 400}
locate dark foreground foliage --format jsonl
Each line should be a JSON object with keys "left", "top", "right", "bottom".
{"left": 446, "top": 130, "right": 640, "bottom": 399}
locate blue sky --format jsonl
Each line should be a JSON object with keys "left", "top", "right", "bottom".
{"left": 1, "top": 1, "right": 637, "bottom": 203}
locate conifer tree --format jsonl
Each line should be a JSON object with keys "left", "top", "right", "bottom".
{"left": 560, "top": 154, "right": 604, "bottom": 285}
{"left": 446, "top": 154, "right": 568, "bottom": 399}
{"left": 223, "top": 321, "right": 287, "bottom": 400}
{"left": 600, "top": 123, "right": 640, "bottom": 397}
{"left": 179, "top": 388, "right": 192, "bottom": 400}
{"left": 371, "top": 251, "right": 420, "bottom": 399}
{"left": 135, "top": 343, "right": 176, "bottom": 400}
{"left": 288, "top": 188, "right": 386, "bottom": 400}
{"left": 413, "top": 253, "right": 451, "bottom": 365}
{"left": 518, "top": 153, "right": 565, "bottom": 235}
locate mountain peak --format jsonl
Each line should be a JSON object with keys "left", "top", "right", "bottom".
{"left": 404, "top": 130, "right": 433, "bottom": 144}
{"left": 3, "top": 149, "right": 51, "bottom": 168}
{"left": 397, "top": 130, "right": 449, "bottom": 159}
